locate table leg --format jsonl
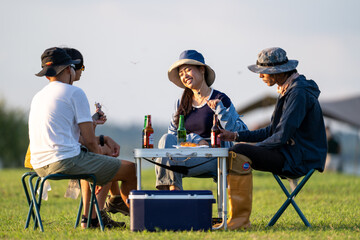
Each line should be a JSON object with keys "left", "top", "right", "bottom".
{"left": 217, "top": 157, "right": 222, "bottom": 218}
{"left": 213, "top": 156, "right": 227, "bottom": 230}
{"left": 135, "top": 157, "right": 142, "bottom": 190}
{"left": 221, "top": 156, "right": 227, "bottom": 230}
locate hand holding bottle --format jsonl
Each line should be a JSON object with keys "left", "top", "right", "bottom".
{"left": 92, "top": 102, "right": 107, "bottom": 125}
{"left": 218, "top": 129, "right": 238, "bottom": 142}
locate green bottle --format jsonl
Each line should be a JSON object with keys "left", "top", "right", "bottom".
{"left": 141, "top": 115, "right": 147, "bottom": 148}
{"left": 177, "top": 115, "right": 187, "bottom": 145}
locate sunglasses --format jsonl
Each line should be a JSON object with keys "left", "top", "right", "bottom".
{"left": 80, "top": 65, "right": 85, "bottom": 71}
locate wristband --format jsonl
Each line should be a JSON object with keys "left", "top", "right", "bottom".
{"left": 234, "top": 132, "right": 239, "bottom": 142}
{"left": 99, "top": 135, "right": 105, "bottom": 146}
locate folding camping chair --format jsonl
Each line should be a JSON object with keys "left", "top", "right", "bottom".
{"left": 267, "top": 169, "right": 315, "bottom": 227}
{"left": 23, "top": 172, "right": 104, "bottom": 232}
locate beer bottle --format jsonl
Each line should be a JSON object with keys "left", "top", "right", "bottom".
{"left": 177, "top": 115, "right": 186, "bottom": 145}
{"left": 211, "top": 114, "right": 221, "bottom": 148}
{"left": 141, "top": 115, "right": 147, "bottom": 148}
{"left": 143, "top": 115, "right": 154, "bottom": 148}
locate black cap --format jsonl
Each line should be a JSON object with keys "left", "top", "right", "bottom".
{"left": 36, "top": 47, "right": 81, "bottom": 77}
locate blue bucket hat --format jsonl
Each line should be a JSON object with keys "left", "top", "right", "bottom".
{"left": 248, "top": 47, "right": 298, "bottom": 74}
{"left": 168, "top": 50, "right": 216, "bottom": 88}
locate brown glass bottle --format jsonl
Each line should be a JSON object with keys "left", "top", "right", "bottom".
{"left": 143, "top": 115, "right": 154, "bottom": 148}
{"left": 211, "top": 114, "right": 221, "bottom": 148}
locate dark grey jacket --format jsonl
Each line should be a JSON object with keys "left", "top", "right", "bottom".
{"left": 237, "top": 75, "right": 327, "bottom": 177}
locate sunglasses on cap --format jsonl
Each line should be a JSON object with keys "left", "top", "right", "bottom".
{"left": 74, "top": 65, "right": 85, "bottom": 71}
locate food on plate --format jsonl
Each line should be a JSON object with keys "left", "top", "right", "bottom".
{"left": 180, "top": 142, "right": 199, "bottom": 147}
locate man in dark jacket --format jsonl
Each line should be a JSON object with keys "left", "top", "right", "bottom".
{"left": 217, "top": 47, "right": 327, "bottom": 230}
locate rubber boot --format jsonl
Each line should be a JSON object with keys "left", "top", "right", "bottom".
{"left": 226, "top": 173, "right": 252, "bottom": 230}
{"left": 213, "top": 151, "right": 253, "bottom": 230}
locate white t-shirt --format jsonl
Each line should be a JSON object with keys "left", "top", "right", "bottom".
{"left": 29, "top": 81, "right": 93, "bottom": 169}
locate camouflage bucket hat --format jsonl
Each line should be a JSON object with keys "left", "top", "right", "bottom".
{"left": 248, "top": 47, "right": 298, "bottom": 74}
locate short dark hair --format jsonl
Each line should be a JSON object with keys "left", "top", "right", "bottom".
{"left": 63, "top": 48, "right": 83, "bottom": 70}
{"left": 283, "top": 69, "right": 297, "bottom": 78}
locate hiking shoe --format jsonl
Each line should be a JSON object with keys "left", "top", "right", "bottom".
{"left": 81, "top": 215, "right": 99, "bottom": 228}
{"left": 100, "top": 209, "right": 126, "bottom": 229}
{"left": 104, "top": 195, "right": 130, "bottom": 216}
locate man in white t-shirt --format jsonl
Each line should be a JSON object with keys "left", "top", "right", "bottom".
{"left": 29, "top": 47, "right": 136, "bottom": 228}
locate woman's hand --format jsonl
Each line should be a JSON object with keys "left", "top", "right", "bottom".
{"left": 218, "top": 129, "right": 237, "bottom": 142}
{"left": 206, "top": 99, "right": 220, "bottom": 110}
{"left": 103, "top": 136, "right": 120, "bottom": 157}
{"left": 198, "top": 139, "right": 209, "bottom": 146}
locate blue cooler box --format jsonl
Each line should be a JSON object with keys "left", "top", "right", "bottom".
{"left": 129, "top": 190, "right": 215, "bottom": 231}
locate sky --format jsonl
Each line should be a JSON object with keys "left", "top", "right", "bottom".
{"left": 1, "top": 0, "right": 360, "bottom": 129}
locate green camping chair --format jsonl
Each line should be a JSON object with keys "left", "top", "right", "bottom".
{"left": 23, "top": 172, "right": 104, "bottom": 232}
{"left": 267, "top": 169, "right": 316, "bottom": 227}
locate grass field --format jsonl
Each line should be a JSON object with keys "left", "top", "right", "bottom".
{"left": 0, "top": 168, "right": 359, "bottom": 239}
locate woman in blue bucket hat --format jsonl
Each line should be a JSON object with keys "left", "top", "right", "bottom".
{"left": 155, "top": 49, "right": 249, "bottom": 226}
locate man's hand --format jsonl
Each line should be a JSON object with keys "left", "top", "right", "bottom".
{"left": 79, "top": 122, "right": 102, "bottom": 154}
{"left": 94, "top": 114, "right": 107, "bottom": 125}
{"left": 92, "top": 103, "right": 107, "bottom": 126}
{"left": 218, "top": 129, "right": 237, "bottom": 141}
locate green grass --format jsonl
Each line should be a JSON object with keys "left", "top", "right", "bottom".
{"left": 0, "top": 168, "right": 359, "bottom": 239}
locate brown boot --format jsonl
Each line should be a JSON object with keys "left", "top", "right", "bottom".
{"left": 226, "top": 173, "right": 252, "bottom": 230}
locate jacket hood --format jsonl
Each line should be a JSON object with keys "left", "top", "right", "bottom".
{"left": 286, "top": 75, "right": 320, "bottom": 99}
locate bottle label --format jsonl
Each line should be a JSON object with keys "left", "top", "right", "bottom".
{"left": 211, "top": 132, "right": 221, "bottom": 147}
{"left": 144, "top": 132, "right": 154, "bottom": 148}
{"left": 149, "top": 133, "right": 154, "bottom": 145}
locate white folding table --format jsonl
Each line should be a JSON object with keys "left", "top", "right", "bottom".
{"left": 133, "top": 148, "right": 228, "bottom": 230}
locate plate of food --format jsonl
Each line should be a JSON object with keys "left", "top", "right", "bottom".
{"left": 173, "top": 142, "right": 209, "bottom": 149}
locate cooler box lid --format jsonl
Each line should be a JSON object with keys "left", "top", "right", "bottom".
{"left": 129, "top": 190, "right": 214, "bottom": 200}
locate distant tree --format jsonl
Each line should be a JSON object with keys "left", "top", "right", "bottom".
{"left": 0, "top": 99, "right": 28, "bottom": 168}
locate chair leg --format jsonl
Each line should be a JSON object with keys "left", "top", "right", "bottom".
{"left": 291, "top": 199, "right": 311, "bottom": 227}
{"left": 88, "top": 176, "right": 104, "bottom": 231}
{"left": 22, "top": 172, "right": 37, "bottom": 229}
{"left": 27, "top": 175, "right": 41, "bottom": 229}
{"left": 28, "top": 175, "right": 44, "bottom": 232}
{"left": 74, "top": 179, "right": 83, "bottom": 229}
{"left": 267, "top": 170, "right": 315, "bottom": 227}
